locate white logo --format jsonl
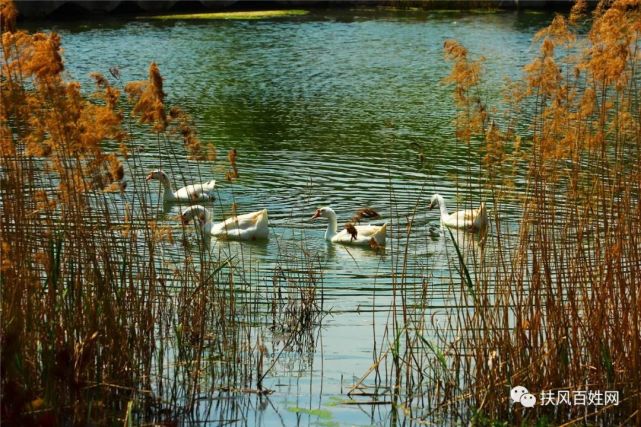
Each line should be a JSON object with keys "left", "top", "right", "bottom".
{"left": 520, "top": 393, "right": 536, "bottom": 408}
{"left": 510, "top": 386, "right": 528, "bottom": 403}
{"left": 510, "top": 386, "right": 537, "bottom": 408}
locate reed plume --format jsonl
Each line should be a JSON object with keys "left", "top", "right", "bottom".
{"left": 0, "top": 8, "right": 285, "bottom": 424}
{"left": 357, "top": 2, "right": 641, "bottom": 425}
{"left": 437, "top": 1, "right": 641, "bottom": 423}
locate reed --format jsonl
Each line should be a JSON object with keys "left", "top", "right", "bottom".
{"left": 353, "top": 0, "right": 640, "bottom": 425}
{"left": 3, "top": 0, "right": 639, "bottom": 424}
{"left": 0, "top": 6, "right": 324, "bottom": 424}
{"left": 465, "top": 2, "right": 641, "bottom": 423}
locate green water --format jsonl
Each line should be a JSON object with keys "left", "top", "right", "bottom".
{"left": 29, "top": 8, "right": 555, "bottom": 425}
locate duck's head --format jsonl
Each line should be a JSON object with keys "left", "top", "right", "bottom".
{"left": 146, "top": 169, "right": 169, "bottom": 183}
{"left": 311, "top": 207, "right": 335, "bottom": 220}
{"left": 180, "top": 205, "right": 209, "bottom": 227}
{"left": 428, "top": 194, "right": 442, "bottom": 210}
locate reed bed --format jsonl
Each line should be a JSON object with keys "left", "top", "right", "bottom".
{"left": 354, "top": 1, "right": 641, "bottom": 425}
{"left": 0, "top": 4, "right": 324, "bottom": 424}
{"left": 3, "top": 0, "right": 640, "bottom": 425}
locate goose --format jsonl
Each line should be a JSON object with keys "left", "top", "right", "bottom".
{"left": 428, "top": 194, "right": 487, "bottom": 232}
{"left": 311, "top": 207, "right": 386, "bottom": 247}
{"left": 180, "top": 205, "right": 269, "bottom": 241}
{"left": 146, "top": 169, "right": 216, "bottom": 202}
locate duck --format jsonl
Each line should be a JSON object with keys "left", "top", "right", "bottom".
{"left": 311, "top": 206, "right": 386, "bottom": 247}
{"left": 180, "top": 205, "right": 269, "bottom": 241}
{"left": 146, "top": 169, "right": 216, "bottom": 202}
{"left": 428, "top": 194, "right": 487, "bottom": 232}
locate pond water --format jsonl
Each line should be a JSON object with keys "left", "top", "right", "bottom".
{"left": 28, "top": 8, "right": 555, "bottom": 425}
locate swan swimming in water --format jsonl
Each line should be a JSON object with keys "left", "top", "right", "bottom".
{"left": 428, "top": 194, "right": 487, "bottom": 232}
{"left": 180, "top": 205, "right": 269, "bottom": 241}
{"left": 311, "top": 206, "right": 386, "bottom": 247}
{"left": 146, "top": 169, "right": 216, "bottom": 202}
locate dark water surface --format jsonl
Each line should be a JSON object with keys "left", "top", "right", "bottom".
{"left": 29, "top": 8, "right": 554, "bottom": 425}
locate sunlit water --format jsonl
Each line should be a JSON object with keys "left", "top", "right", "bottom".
{"left": 29, "top": 8, "right": 556, "bottom": 425}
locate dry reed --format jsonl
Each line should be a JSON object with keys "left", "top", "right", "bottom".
{"left": 0, "top": 5, "right": 323, "bottom": 424}
{"left": 353, "top": 1, "right": 641, "bottom": 425}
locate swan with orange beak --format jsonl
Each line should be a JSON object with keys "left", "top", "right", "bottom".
{"left": 312, "top": 207, "right": 386, "bottom": 247}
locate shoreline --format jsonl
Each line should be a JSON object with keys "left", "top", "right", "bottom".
{"left": 14, "top": 0, "right": 583, "bottom": 20}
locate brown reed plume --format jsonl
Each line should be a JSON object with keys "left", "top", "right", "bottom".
{"left": 125, "top": 62, "right": 167, "bottom": 132}
{"left": 353, "top": 1, "right": 641, "bottom": 425}
{"left": 225, "top": 148, "right": 239, "bottom": 181}
{"left": 1, "top": 7, "right": 287, "bottom": 424}
{"left": 434, "top": 1, "right": 641, "bottom": 424}
{"left": 0, "top": 0, "right": 17, "bottom": 33}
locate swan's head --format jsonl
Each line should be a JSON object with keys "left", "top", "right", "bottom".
{"left": 180, "top": 205, "right": 209, "bottom": 227}
{"left": 311, "top": 207, "right": 335, "bottom": 220}
{"left": 428, "top": 194, "right": 442, "bottom": 210}
{"left": 146, "top": 169, "right": 169, "bottom": 183}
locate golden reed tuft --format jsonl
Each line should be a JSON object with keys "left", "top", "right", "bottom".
{"left": 437, "top": 1, "right": 641, "bottom": 424}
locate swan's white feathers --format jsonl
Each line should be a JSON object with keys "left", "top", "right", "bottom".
{"left": 173, "top": 180, "right": 216, "bottom": 201}
{"left": 430, "top": 195, "right": 487, "bottom": 232}
{"left": 147, "top": 169, "right": 216, "bottom": 203}
{"left": 332, "top": 223, "right": 386, "bottom": 245}
{"left": 181, "top": 206, "right": 269, "bottom": 241}
{"left": 313, "top": 206, "right": 386, "bottom": 248}
{"left": 210, "top": 209, "right": 269, "bottom": 240}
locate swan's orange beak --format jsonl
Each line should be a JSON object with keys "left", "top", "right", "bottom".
{"left": 180, "top": 215, "right": 189, "bottom": 225}
{"left": 311, "top": 209, "right": 321, "bottom": 220}
{"left": 428, "top": 201, "right": 435, "bottom": 210}
{"left": 145, "top": 173, "right": 153, "bottom": 182}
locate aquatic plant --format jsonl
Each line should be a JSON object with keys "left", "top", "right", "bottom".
{"left": 354, "top": 0, "right": 641, "bottom": 425}
{"left": 0, "top": 4, "right": 322, "bottom": 424}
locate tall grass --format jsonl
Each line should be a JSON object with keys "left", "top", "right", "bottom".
{"left": 0, "top": 4, "right": 323, "bottom": 424}
{"left": 354, "top": 0, "right": 641, "bottom": 425}
{"left": 470, "top": 2, "right": 641, "bottom": 423}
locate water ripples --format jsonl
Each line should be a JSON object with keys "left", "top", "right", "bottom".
{"left": 22, "top": 12, "right": 560, "bottom": 423}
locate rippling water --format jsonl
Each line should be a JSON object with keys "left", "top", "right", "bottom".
{"left": 29, "top": 8, "right": 555, "bottom": 425}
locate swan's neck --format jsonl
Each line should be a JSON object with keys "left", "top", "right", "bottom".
{"left": 159, "top": 176, "right": 175, "bottom": 200}
{"left": 437, "top": 196, "right": 449, "bottom": 220}
{"left": 202, "top": 209, "right": 213, "bottom": 225}
{"left": 197, "top": 209, "right": 213, "bottom": 232}
{"left": 324, "top": 210, "right": 338, "bottom": 241}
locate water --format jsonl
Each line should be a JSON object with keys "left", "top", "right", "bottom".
{"left": 28, "top": 8, "right": 556, "bottom": 425}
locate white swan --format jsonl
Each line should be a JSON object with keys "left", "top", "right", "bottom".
{"left": 311, "top": 207, "right": 386, "bottom": 247}
{"left": 180, "top": 205, "right": 269, "bottom": 241}
{"left": 146, "top": 169, "right": 216, "bottom": 202}
{"left": 428, "top": 194, "right": 487, "bottom": 232}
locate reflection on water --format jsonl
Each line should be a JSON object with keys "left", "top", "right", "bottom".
{"left": 28, "top": 8, "right": 555, "bottom": 425}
